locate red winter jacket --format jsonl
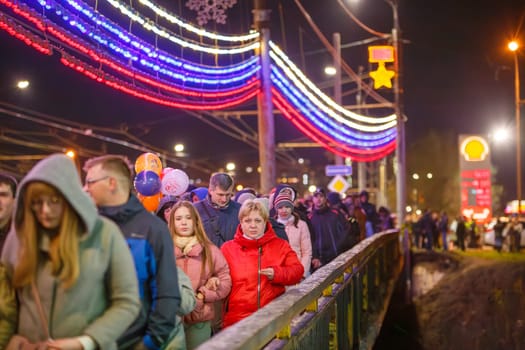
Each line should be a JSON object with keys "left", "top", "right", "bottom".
{"left": 221, "top": 223, "right": 304, "bottom": 328}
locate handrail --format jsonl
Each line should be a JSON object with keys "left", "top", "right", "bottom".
{"left": 197, "top": 229, "right": 402, "bottom": 350}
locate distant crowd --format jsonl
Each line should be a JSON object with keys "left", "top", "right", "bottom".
{"left": 0, "top": 154, "right": 395, "bottom": 350}
{"left": 408, "top": 209, "right": 523, "bottom": 253}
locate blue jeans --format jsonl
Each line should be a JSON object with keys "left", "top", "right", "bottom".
{"left": 441, "top": 231, "right": 448, "bottom": 251}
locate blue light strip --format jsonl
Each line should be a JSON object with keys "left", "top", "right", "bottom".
{"left": 32, "top": 0, "right": 260, "bottom": 88}
{"left": 271, "top": 66, "right": 396, "bottom": 148}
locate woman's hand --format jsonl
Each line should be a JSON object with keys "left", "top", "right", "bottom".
{"left": 311, "top": 259, "right": 321, "bottom": 270}
{"left": 204, "top": 277, "right": 220, "bottom": 290}
{"left": 46, "top": 338, "right": 83, "bottom": 350}
{"left": 259, "top": 268, "right": 275, "bottom": 280}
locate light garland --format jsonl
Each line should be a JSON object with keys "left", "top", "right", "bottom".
{"left": 48, "top": 0, "right": 260, "bottom": 88}
{"left": 273, "top": 89, "right": 396, "bottom": 161}
{"left": 136, "top": 0, "right": 259, "bottom": 43}
{"left": 273, "top": 76, "right": 395, "bottom": 149}
{"left": 60, "top": 52, "right": 259, "bottom": 110}
{"left": 104, "top": 0, "right": 260, "bottom": 55}
{"left": 0, "top": 0, "right": 260, "bottom": 108}
{"left": 60, "top": 53, "right": 257, "bottom": 110}
{"left": 59, "top": 0, "right": 260, "bottom": 76}
{"left": 270, "top": 41, "right": 397, "bottom": 124}
{"left": 272, "top": 66, "right": 396, "bottom": 143}
{"left": 1, "top": 0, "right": 397, "bottom": 160}
{"left": 271, "top": 49, "right": 396, "bottom": 133}
{"left": 0, "top": 13, "right": 52, "bottom": 55}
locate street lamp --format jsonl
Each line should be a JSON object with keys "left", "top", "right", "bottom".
{"left": 16, "top": 80, "right": 29, "bottom": 89}
{"left": 508, "top": 40, "right": 523, "bottom": 216}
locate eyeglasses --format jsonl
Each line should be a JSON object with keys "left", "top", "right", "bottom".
{"left": 31, "top": 196, "right": 63, "bottom": 211}
{"left": 85, "top": 175, "right": 109, "bottom": 187}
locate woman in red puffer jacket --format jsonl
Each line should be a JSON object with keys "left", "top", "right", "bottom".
{"left": 221, "top": 199, "right": 304, "bottom": 328}
{"left": 168, "top": 201, "right": 232, "bottom": 349}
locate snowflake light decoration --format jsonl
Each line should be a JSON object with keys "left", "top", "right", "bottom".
{"left": 186, "top": 0, "right": 237, "bottom": 26}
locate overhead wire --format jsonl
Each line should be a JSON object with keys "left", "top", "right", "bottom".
{"left": 292, "top": 0, "right": 391, "bottom": 105}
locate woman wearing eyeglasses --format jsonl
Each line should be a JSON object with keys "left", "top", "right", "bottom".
{"left": 1, "top": 154, "right": 140, "bottom": 350}
{"left": 220, "top": 199, "right": 304, "bottom": 328}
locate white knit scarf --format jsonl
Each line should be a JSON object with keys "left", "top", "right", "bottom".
{"left": 173, "top": 235, "right": 199, "bottom": 255}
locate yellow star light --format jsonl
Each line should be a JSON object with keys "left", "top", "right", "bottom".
{"left": 369, "top": 62, "right": 395, "bottom": 89}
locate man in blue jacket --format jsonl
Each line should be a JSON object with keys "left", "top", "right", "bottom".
{"left": 194, "top": 172, "right": 241, "bottom": 248}
{"left": 83, "top": 155, "right": 180, "bottom": 350}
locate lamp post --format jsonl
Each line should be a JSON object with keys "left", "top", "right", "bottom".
{"left": 385, "top": 0, "right": 406, "bottom": 226}
{"left": 508, "top": 40, "right": 522, "bottom": 217}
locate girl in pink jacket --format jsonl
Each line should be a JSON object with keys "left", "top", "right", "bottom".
{"left": 168, "top": 201, "right": 232, "bottom": 349}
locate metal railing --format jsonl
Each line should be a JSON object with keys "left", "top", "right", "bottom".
{"left": 197, "top": 229, "right": 403, "bottom": 350}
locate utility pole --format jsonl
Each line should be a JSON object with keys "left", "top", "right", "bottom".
{"left": 333, "top": 32, "right": 343, "bottom": 166}
{"left": 253, "top": 0, "right": 275, "bottom": 194}
{"left": 388, "top": 0, "right": 406, "bottom": 226}
{"left": 356, "top": 65, "right": 367, "bottom": 192}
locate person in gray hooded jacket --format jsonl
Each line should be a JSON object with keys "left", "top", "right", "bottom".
{"left": 1, "top": 153, "right": 141, "bottom": 349}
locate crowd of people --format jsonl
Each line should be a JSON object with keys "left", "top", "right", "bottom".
{"left": 408, "top": 209, "right": 524, "bottom": 253}
{"left": 0, "top": 154, "right": 394, "bottom": 349}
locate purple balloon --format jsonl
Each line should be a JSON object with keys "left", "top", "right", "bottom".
{"left": 134, "top": 170, "right": 161, "bottom": 196}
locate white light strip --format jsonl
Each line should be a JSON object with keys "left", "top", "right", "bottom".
{"left": 138, "top": 0, "right": 259, "bottom": 43}
{"left": 271, "top": 51, "right": 396, "bottom": 132}
{"left": 105, "top": 0, "right": 260, "bottom": 55}
{"left": 270, "top": 41, "right": 397, "bottom": 124}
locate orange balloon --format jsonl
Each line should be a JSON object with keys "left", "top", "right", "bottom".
{"left": 135, "top": 152, "right": 162, "bottom": 175}
{"left": 140, "top": 192, "right": 162, "bottom": 212}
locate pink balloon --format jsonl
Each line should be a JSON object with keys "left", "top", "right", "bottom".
{"left": 161, "top": 169, "right": 189, "bottom": 196}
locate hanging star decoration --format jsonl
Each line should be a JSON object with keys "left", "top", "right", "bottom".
{"left": 369, "top": 62, "right": 395, "bottom": 89}
{"left": 186, "top": 0, "right": 237, "bottom": 26}
{"left": 368, "top": 46, "right": 395, "bottom": 89}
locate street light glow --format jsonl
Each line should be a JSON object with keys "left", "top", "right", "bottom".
{"left": 226, "top": 162, "right": 236, "bottom": 171}
{"left": 17, "top": 80, "right": 29, "bottom": 89}
{"left": 174, "top": 143, "right": 185, "bottom": 153}
{"left": 65, "top": 150, "right": 76, "bottom": 158}
{"left": 324, "top": 66, "right": 337, "bottom": 76}
{"left": 492, "top": 127, "right": 510, "bottom": 143}
{"left": 412, "top": 173, "right": 419, "bottom": 180}
{"left": 426, "top": 172, "right": 433, "bottom": 179}
{"left": 508, "top": 41, "right": 519, "bottom": 52}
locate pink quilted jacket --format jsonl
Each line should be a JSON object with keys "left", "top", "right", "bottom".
{"left": 175, "top": 243, "right": 231, "bottom": 324}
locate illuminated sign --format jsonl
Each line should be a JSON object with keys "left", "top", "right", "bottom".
{"left": 458, "top": 135, "right": 492, "bottom": 224}
{"left": 460, "top": 136, "right": 489, "bottom": 161}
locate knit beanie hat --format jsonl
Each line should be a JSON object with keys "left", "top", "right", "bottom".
{"left": 234, "top": 188, "right": 257, "bottom": 204}
{"left": 274, "top": 192, "right": 294, "bottom": 209}
{"left": 191, "top": 187, "right": 208, "bottom": 201}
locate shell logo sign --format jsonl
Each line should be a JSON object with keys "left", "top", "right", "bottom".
{"left": 460, "top": 136, "right": 489, "bottom": 161}
{"left": 458, "top": 134, "right": 492, "bottom": 224}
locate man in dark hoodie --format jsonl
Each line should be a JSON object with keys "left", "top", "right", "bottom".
{"left": 309, "top": 188, "right": 353, "bottom": 270}
{"left": 83, "top": 155, "right": 180, "bottom": 350}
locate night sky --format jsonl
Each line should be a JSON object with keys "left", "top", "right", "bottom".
{"left": 1, "top": 0, "right": 524, "bottom": 202}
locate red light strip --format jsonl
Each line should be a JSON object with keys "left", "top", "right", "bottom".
{"left": 1, "top": 0, "right": 260, "bottom": 105}
{"left": 60, "top": 54, "right": 259, "bottom": 110}
{"left": 0, "top": 15, "right": 51, "bottom": 55}
{"left": 272, "top": 88, "right": 395, "bottom": 161}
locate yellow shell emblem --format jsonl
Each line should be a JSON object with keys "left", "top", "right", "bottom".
{"left": 460, "top": 136, "right": 489, "bottom": 161}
